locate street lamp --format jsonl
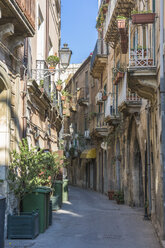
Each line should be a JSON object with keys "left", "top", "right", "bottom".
{"left": 59, "top": 43, "right": 72, "bottom": 69}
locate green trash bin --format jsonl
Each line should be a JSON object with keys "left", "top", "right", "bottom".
{"left": 54, "top": 180, "right": 62, "bottom": 208}
{"left": 62, "top": 179, "right": 69, "bottom": 202}
{"left": 22, "top": 187, "right": 51, "bottom": 233}
{"left": 50, "top": 195, "right": 60, "bottom": 211}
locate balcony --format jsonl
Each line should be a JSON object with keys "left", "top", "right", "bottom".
{"left": 104, "top": 94, "right": 120, "bottom": 125}
{"left": 118, "top": 72, "right": 142, "bottom": 115}
{"left": 95, "top": 91, "right": 103, "bottom": 105}
{"left": 128, "top": 22, "right": 157, "bottom": 100}
{"left": 93, "top": 113, "right": 108, "bottom": 138}
{"left": 84, "top": 130, "right": 90, "bottom": 139}
{"left": 77, "top": 87, "right": 89, "bottom": 106}
{"left": 0, "top": 0, "right": 35, "bottom": 37}
{"left": 90, "top": 39, "right": 108, "bottom": 78}
{"left": 104, "top": 0, "right": 135, "bottom": 47}
{"left": 70, "top": 96, "right": 77, "bottom": 112}
{"left": 32, "top": 60, "right": 51, "bottom": 99}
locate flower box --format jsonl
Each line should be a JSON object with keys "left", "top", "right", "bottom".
{"left": 132, "top": 13, "right": 156, "bottom": 24}
{"left": 7, "top": 212, "right": 39, "bottom": 239}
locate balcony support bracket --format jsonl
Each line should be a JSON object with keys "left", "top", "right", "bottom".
{"left": 0, "top": 23, "right": 14, "bottom": 40}
{"left": 128, "top": 67, "right": 157, "bottom": 100}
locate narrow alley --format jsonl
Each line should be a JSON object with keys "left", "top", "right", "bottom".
{"left": 6, "top": 186, "right": 161, "bottom": 248}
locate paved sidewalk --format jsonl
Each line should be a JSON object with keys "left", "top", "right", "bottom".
{"left": 5, "top": 186, "right": 161, "bottom": 248}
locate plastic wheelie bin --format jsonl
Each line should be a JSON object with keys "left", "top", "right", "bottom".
{"left": 54, "top": 180, "right": 62, "bottom": 207}
{"left": 62, "top": 179, "right": 69, "bottom": 202}
{"left": 22, "top": 187, "right": 51, "bottom": 233}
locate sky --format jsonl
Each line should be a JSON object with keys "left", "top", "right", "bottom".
{"left": 61, "top": 0, "right": 98, "bottom": 64}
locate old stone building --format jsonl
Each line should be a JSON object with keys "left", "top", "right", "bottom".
{"left": 0, "top": 0, "right": 36, "bottom": 210}
{"left": 65, "top": 0, "right": 165, "bottom": 240}
{"left": 0, "top": 0, "right": 63, "bottom": 221}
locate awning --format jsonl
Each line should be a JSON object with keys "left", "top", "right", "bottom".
{"left": 80, "top": 148, "right": 96, "bottom": 159}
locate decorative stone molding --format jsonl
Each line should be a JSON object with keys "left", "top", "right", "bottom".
{"left": 9, "top": 36, "right": 24, "bottom": 51}
{"left": 0, "top": 23, "right": 14, "bottom": 40}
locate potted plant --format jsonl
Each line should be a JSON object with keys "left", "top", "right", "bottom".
{"left": 56, "top": 80, "right": 63, "bottom": 91}
{"left": 101, "top": 4, "right": 108, "bottom": 14}
{"left": 102, "top": 94, "right": 107, "bottom": 101}
{"left": 117, "top": 16, "right": 127, "bottom": 30}
{"left": 7, "top": 139, "right": 43, "bottom": 239}
{"left": 114, "top": 191, "right": 124, "bottom": 204}
{"left": 131, "top": 10, "right": 156, "bottom": 25}
{"left": 46, "top": 55, "right": 60, "bottom": 69}
{"left": 61, "top": 90, "right": 70, "bottom": 101}
{"left": 39, "top": 80, "right": 44, "bottom": 93}
{"left": 108, "top": 191, "right": 115, "bottom": 200}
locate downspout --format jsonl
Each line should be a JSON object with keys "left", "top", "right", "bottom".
{"left": 45, "top": 0, "right": 49, "bottom": 58}
{"left": 147, "top": 103, "right": 151, "bottom": 217}
{"left": 22, "top": 38, "right": 28, "bottom": 138}
{"left": 160, "top": 0, "right": 165, "bottom": 239}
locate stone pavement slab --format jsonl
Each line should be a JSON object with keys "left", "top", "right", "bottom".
{"left": 5, "top": 186, "right": 162, "bottom": 248}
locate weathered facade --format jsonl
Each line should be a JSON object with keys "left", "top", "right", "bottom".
{"left": 0, "top": 0, "right": 63, "bottom": 233}
{"left": 25, "top": 0, "right": 62, "bottom": 151}
{"left": 0, "top": 0, "right": 36, "bottom": 212}
{"left": 65, "top": 0, "right": 165, "bottom": 241}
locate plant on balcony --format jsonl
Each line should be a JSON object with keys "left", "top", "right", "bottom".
{"left": 116, "top": 16, "right": 127, "bottom": 30}
{"left": 88, "top": 112, "right": 97, "bottom": 121}
{"left": 101, "top": 3, "right": 108, "bottom": 14}
{"left": 56, "top": 79, "right": 63, "bottom": 91}
{"left": 131, "top": 10, "right": 155, "bottom": 24}
{"left": 113, "top": 68, "right": 125, "bottom": 85}
{"left": 46, "top": 55, "right": 60, "bottom": 68}
{"left": 102, "top": 94, "right": 107, "bottom": 101}
{"left": 61, "top": 90, "right": 70, "bottom": 101}
{"left": 39, "top": 79, "right": 44, "bottom": 93}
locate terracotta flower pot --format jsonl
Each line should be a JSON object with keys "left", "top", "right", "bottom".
{"left": 61, "top": 95, "right": 66, "bottom": 101}
{"left": 117, "top": 19, "right": 126, "bottom": 29}
{"left": 56, "top": 85, "right": 62, "bottom": 91}
{"left": 132, "top": 13, "right": 156, "bottom": 25}
{"left": 102, "top": 95, "right": 107, "bottom": 101}
{"left": 108, "top": 191, "right": 115, "bottom": 200}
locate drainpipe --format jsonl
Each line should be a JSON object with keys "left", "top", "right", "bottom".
{"left": 160, "top": 0, "right": 165, "bottom": 239}
{"left": 45, "top": 0, "right": 49, "bottom": 58}
{"left": 147, "top": 102, "right": 151, "bottom": 217}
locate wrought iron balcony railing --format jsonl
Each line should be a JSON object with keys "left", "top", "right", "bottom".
{"left": 91, "top": 39, "right": 109, "bottom": 71}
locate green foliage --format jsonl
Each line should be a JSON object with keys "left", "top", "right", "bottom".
{"left": 46, "top": 55, "right": 60, "bottom": 66}
{"left": 114, "top": 191, "right": 124, "bottom": 203}
{"left": 61, "top": 90, "right": 71, "bottom": 97}
{"left": 8, "top": 139, "right": 43, "bottom": 209}
{"left": 116, "top": 16, "right": 127, "bottom": 20}
{"left": 8, "top": 138, "right": 65, "bottom": 211}
{"left": 40, "top": 80, "right": 44, "bottom": 88}
{"left": 56, "top": 79, "right": 63, "bottom": 85}
{"left": 131, "top": 10, "right": 152, "bottom": 15}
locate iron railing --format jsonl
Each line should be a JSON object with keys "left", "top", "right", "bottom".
{"left": 91, "top": 39, "right": 109, "bottom": 69}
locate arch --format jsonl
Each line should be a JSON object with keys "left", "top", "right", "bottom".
{"left": 127, "top": 117, "right": 144, "bottom": 207}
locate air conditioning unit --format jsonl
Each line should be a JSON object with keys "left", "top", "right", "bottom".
{"left": 84, "top": 130, "right": 90, "bottom": 139}
{"left": 95, "top": 91, "right": 103, "bottom": 105}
